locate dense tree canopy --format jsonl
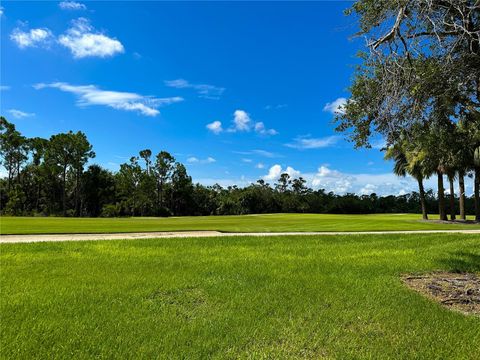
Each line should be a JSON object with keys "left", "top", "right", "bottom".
{"left": 0, "top": 117, "right": 478, "bottom": 217}
{"left": 336, "top": 0, "right": 480, "bottom": 221}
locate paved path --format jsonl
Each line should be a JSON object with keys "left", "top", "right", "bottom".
{"left": 1, "top": 229, "right": 480, "bottom": 243}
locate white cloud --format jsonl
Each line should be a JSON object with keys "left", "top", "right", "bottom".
{"left": 0, "top": 85, "right": 10, "bottom": 91}
{"left": 165, "top": 79, "right": 225, "bottom": 99}
{"left": 359, "top": 183, "right": 377, "bottom": 195}
{"left": 10, "top": 27, "right": 53, "bottom": 49}
{"left": 58, "top": 18, "right": 124, "bottom": 58}
{"left": 164, "top": 79, "right": 189, "bottom": 88}
{"left": 256, "top": 163, "right": 265, "bottom": 169}
{"left": 242, "top": 158, "right": 253, "bottom": 163}
{"left": 252, "top": 150, "right": 276, "bottom": 158}
{"left": 195, "top": 164, "right": 475, "bottom": 196}
{"left": 254, "top": 121, "right": 278, "bottom": 135}
{"left": 285, "top": 166, "right": 300, "bottom": 178}
{"left": 8, "top": 109, "right": 35, "bottom": 119}
{"left": 232, "top": 110, "right": 251, "bottom": 131}
{"left": 315, "top": 165, "right": 342, "bottom": 178}
{"left": 224, "top": 110, "right": 277, "bottom": 135}
{"left": 59, "top": 1, "right": 86, "bottom": 10}
{"left": 264, "top": 164, "right": 282, "bottom": 181}
{"left": 265, "top": 104, "right": 287, "bottom": 110}
{"left": 34, "top": 82, "right": 183, "bottom": 116}
{"left": 206, "top": 120, "right": 223, "bottom": 134}
{"left": 187, "top": 156, "right": 216, "bottom": 164}
{"left": 323, "top": 97, "right": 347, "bottom": 115}
{"left": 306, "top": 165, "right": 429, "bottom": 195}
{"left": 286, "top": 135, "right": 340, "bottom": 149}
{"left": 0, "top": 6, "right": 4, "bottom": 16}
{"left": 263, "top": 164, "right": 300, "bottom": 181}
{"left": 371, "top": 138, "right": 387, "bottom": 150}
{"left": 192, "top": 177, "right": 253, "bottom": 188}
{"left": 234, "top": 149, "right": 278, "bottom": 158}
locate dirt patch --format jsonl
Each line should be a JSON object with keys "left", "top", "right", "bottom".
{"left": 403, "top": 272, "right": 480, "bottom": 316}
{"left": 419, "top": 219, "right": 479, "bottom": 225}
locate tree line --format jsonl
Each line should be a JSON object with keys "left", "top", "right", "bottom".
{"left": 337, "top": 0, "right": 480, "bottom": 221}
{"left": 2, "top": 116, "right": 477, "bottom": 217}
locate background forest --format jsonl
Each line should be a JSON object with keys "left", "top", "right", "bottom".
{"left": 1, "top": 117, "right": 477, "bottom": 218}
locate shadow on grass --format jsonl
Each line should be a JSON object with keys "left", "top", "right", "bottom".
{"left": 438, "top": 251, "right": 480, "bottom": 273}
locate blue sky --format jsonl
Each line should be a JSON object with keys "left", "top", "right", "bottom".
{"left": 0, "top": 1, "right": 473, "bottom": 195}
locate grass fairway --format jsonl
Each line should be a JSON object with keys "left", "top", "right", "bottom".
{"left": 1, "top": 234, "right": 479, "bottom": 358}
{"left": 1, "top": 213, "right": 480, "bottom": 235}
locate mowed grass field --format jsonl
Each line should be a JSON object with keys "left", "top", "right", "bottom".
{"left": 1, "top": 233, "right": 479, "bottom": 358}
{"left": 1, "top": 213, "right": 480, "bottom": 234}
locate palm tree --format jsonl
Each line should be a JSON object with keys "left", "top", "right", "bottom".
{"left": 445, "top": 168, "right": 456, "bottom": 221}
{"left": 385, "top": 141, "right": 429, "bottom": 220}
{"left": 461, "top": 117, "right": 480, "bottom": 221}
{"left": 452, "top": 121, "right": 472, "bottom": 221}
{"left": 475, "top": 146, "right": 480, "bottom": 221}
{"left": 419, "top": 123, "right": 450, "bottom": 221}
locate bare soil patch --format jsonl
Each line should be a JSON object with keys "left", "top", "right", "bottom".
{"left": 403, "top": 272, "right": 480, "bottom": 316}
{"left": 419, "top": 219, "right": 479, "bottom": 225}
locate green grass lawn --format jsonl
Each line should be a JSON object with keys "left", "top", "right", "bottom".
{"left": 1, "top": 234, "right": 479, "bottom": 358}
{"left": 1, "top": 213, "right": 479, "bottom": 234}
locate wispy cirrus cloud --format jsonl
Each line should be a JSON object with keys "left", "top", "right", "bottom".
{"left": 187, "top": 156, "right": 216, "bottom": 164}
{"left": 165, "top": 79, "right": 225, "bottom": 100}
{"left": 34, "top": 82, "right": 183, "bottom": 116}
{"left": 8, "top": 109, "right": 35, "bottom": 119}
{"left": 58, "top": 18, "right": 124, "bottom": 58}
{"left": 264, "top": 104, "right": 287, "bottom": 110}
{"left": 0, "top": 85, "right": 10, "bottom": 91}
{"left": 10, "top": 27, "right": 53, "bottom": 49}
{"left": 59, "top": 1, "right": 86, "bottom": 10}
{"left": 285, "top": 135, "right": 340, "bottom": 149}
{"left": 233, "top": 149, "right": 279, "bottom": 158}
{"left": 323, "top": 97, "right": 347, "bottom": 115}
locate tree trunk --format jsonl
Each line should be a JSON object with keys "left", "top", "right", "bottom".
{"left": 437, "top": 171, "right": 447, "bottom": 221}
{"left": 160, "top": 179, "right": 164, "bottom": 210}
{"left": 458, "top": 171, "right": 466, "bottom": 221}
{"left": 7, "top": 166, "right": 12, "bottom": 191}
{"left": 418, "top": 178, "right": 428, "bottom": 220}
{"left": 475, "top": 167, "right": 480, "bottom": 222}
{"left": 36, "top": 177, "right": 41, "bottom": 213}
{"left": 448, "top": 175, "right": 456, "bottom": 221}
{"left": 74, "top": 170, "right": 80, "bottom": 217}
{"left": 156, "top": 182, "right": 161, "bottom": 214}
{"left": 62, "top": 166, "right": 67, "bottom": 217}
